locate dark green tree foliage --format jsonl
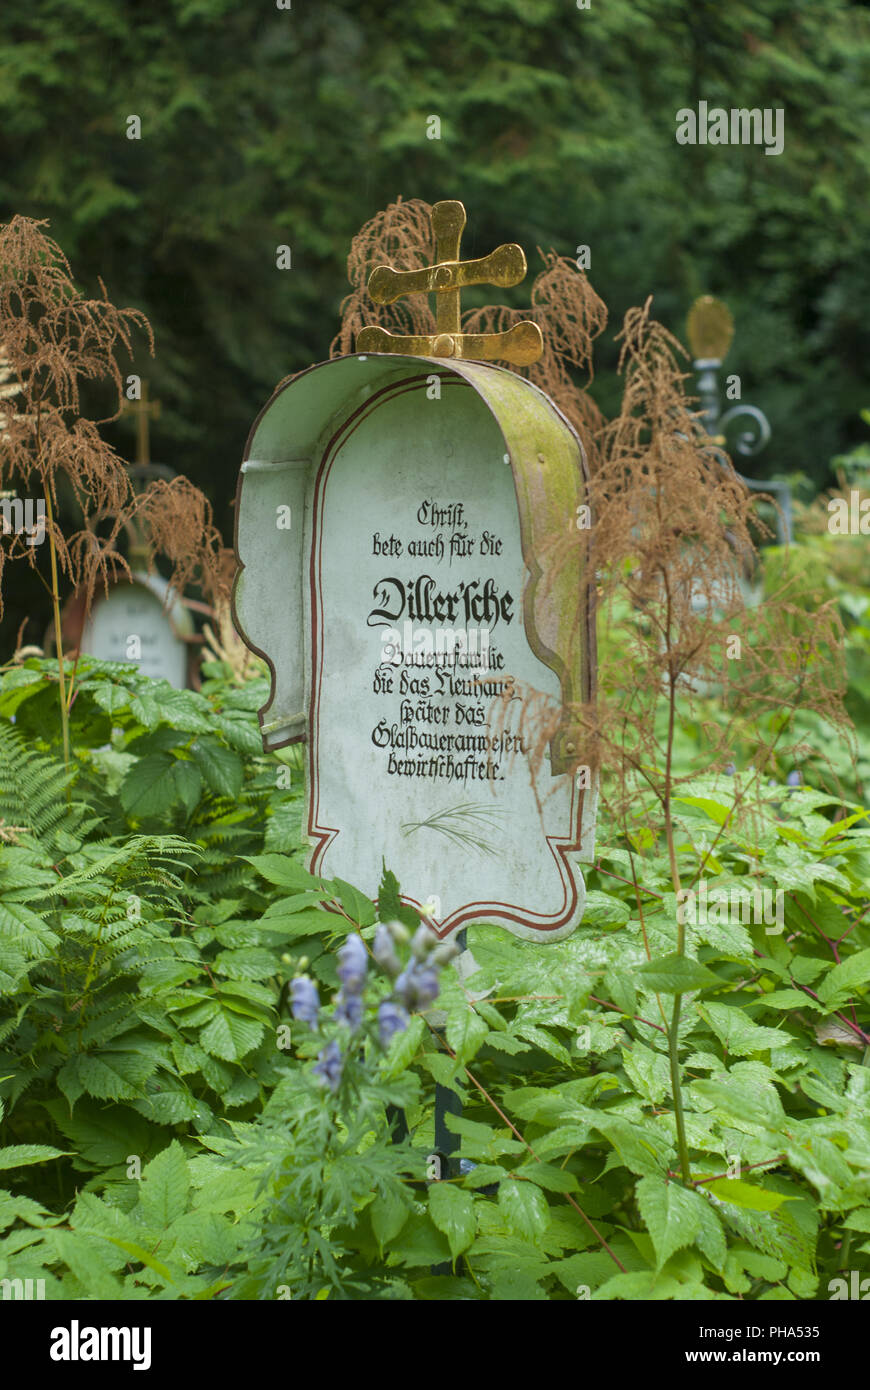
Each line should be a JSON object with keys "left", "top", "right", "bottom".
{"left": 2, "top": 0, "right": 869, "bottom": 649}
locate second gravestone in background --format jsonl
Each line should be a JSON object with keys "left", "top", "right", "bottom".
{"left": 233, "top": 204, "right": 597, "bottom": 938}
{"left": 76, "top": 573, "right": 193, "bottom": 688}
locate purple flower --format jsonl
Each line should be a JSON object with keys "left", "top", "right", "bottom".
{"left": 290, "top": 976, "right": 320, "bottom": 1025}
{"left": 372, "top": 924, "right": 402, "bottom": 978}
{"left": 334, "top": 988, "right": 363, "bottom": 1032}
{"left": 430, "top": 938, "right": 460, "bottom": 968}
{"left": 411, "top": 924, "right": 436, "bottom": 961}
{"left": 378, "top": 1000, "right": 410, "bottom": 1048}
{"left": 337, "top": 933, "right": 368, "bottom": 993}
{"left": 724, "top": 762, "right": 736, "bottom": 776}
{"left": 787, "top": 770, "right": 801, "bottom": 787}
{"left": 313, "top": 1038, "right": 343, "bottom": 1092}
{"left": 386, "top": 919, "right": 410, "bottom": 946}
{"left": 395, "top": 963, "right": 440, "bottom": 1011}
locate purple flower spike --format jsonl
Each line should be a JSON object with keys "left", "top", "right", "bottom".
{"left": 372, "top": 924, "right": 402, "bottom": 978}
{"left": 395, "top": 963, "right": 440, "bottom": 1011}
{"left": 313, "top": 1038, "right": 343, "bottom": 1092}
{"left": 334, "top": 988, "right": 363, "bottom": 1032}
{"left": 378, "top": 1000, "right": 410, "bottom": 1048}
{"left": 337, "top": 933, "right": 368, "bottom": 993}
{"left": 411, "top": 924, "right": 436, "bottom": 960}
{"left": 413, "top": 967, "right": 440, "bottom": 1006}
{"left": 787, "top": 770, "right": 801, "bottom": 787}
{"left": 290, "top": 976, "right": 320, "bottom": 1025}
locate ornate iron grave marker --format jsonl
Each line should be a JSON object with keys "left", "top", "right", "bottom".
{"left": 233, "top": 202, "right": 597, "bottom": 938}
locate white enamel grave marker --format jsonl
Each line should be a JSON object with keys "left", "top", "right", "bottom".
{"left": 79, "top": 572, "right": 192, "bottom": 688}
{"left": 234, "top": 202, "right": 597, "bottom": 938}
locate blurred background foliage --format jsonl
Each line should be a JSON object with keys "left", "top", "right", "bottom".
{"left": 2, "top": 0, "right": 870, "bottom": 649}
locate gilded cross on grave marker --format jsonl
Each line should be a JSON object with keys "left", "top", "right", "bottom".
{"left": 357, "top": 200, "right": 544, "bottom": 366}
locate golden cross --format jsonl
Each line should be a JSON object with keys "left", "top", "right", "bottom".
{"left": 357, "top": 200, "right": 543, "bottom": 366}
{"left": 121, "top": 380, "right": 161, "bottom": 468}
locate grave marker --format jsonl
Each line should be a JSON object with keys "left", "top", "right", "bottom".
{"left": 234, "top": 202, "right": 598, "bottom": 938}
{"left": 76, "top": 570, "right": 193, "bottom": 687}
{"left": 59, "top": 383, "right": 199, "bottom": 687}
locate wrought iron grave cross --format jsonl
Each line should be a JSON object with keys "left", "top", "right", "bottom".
{"left": 121, "top": 380, "right": 161, "bottom": 470}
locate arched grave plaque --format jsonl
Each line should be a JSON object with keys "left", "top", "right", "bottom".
{"left": 76, "top": 572, "right": 193, "bottom": 688}
{"left": 234, "top": 205, "right": 597, "bottom": 938}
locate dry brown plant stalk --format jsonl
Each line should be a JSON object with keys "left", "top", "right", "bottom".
{"left": 0, "top": 216, "right": 233, "bottom": 763}
{"left": 334, "top": 203, "right": 855, "bottom": 1186}
{"left": 332, "top": 203, "right": 852, "bottom": 837}
{"left": 330, "top": 197, "right": 437, "bottom": 358}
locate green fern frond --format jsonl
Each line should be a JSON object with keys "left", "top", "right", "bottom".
{"left": 0, "top": 720, "right": 81, "bottom": 844}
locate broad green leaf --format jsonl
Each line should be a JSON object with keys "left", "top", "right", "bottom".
{"left": 200, "top": 1009, "right": 264, "bottom": 1061}
{"left": 214, "top": 947, "right": 278, "bottom": 980}
{"left": 190, "top": 738, "right": 244, "bottom": 798}
{"left": 786, "top": 1134, "right": 853, "bottom": 1192}
{"left": 382, "top": 1014, "right": 425, "bottom": 1077}
{"left": 105, "top": 1236, "right": 175, "bottom": 1284}
{"left": 172, "top": 760, "right": 203, "bottom": 816}
{"left": 444, "top": 1112, "right": 524, "bottom": 1162}
{"left": 594, "top": 1114, "right": 672, "bottom": 1176}
{"left": 461, "top": 1163, "right": 506, "bottom": 1189}
{"left": 420, "top": 1052, "right": 464, "bottom": 1092}
{"left": 0, "top": 1189, "right": 58, "bottom": 1230}
{"left": 0, "top": 943, "right": 29, "bottom": 993}
{"left": 90, "top": 681, "right": 132, "bottom": 717}
{"left": 120, "top": 753, "right": 177, "bottom": 817}
{"left": 446, "top": 1002, "right": 489, "bottom": 1064}
{"left": 517, "top": 1160, "right": 579, "bottom": 1193}
{"left": 370, "top": 1188, "right": 410, "bottom": 1249}
{"left": 695, "top": 1198, "right": 728, "bottom": 1271}
{"left": 260, "top": 907, "right": 333, "bottom": 940}
{"left": 513, "top": 1022, "right": 571, "bottom": 1064}
{"left": 698, "top": 1002, "right": 784, "bottom": 1056}
{"left": 635, "top": 953, "right": 719, "bottom": 994}
{"left": 428, "top": 1182, "right": 476, "bottom": 1258}
{"left": 816, "top": 948, "right": 870, "bottom": 1007}
{"left": 244, "top": 853, "right": 328, "bottom": 892}
{"left": 50, "top": 1229, "right": 122, "bottom": 1298}
{"left": 580, "top": 891, "right": 631, "bottom": 927}
{"left": 635, "top": 1174, "right": 707, "bottom": 1269}
{"left": 213, "top": 713, "right": 263, "bottom": 753}
{"left": 78, "top": 1052, "right": 153, "bottom": 1101}
{"left": 138, "top": 1141, "right": 190, "bottom": 1229}
{"left": 705, "top": 1179, "right": 789, "bottom": 1212}
{"left": 497, "top": 1178, "right": 550, "bottom": 1241}
{"left": 692, "top": 1073, "right": 787, "bottom": 1131}
{"left": 0, "top": 1144, "right": 69, "bottom": 1171}
{"left": 758, "top": 989, "right": 815, "bottom": 1010}
{"left": 261, "top": 893, "right": 332, "bottom": 919}
{"left": 331, "top": 877, "right": 376, "bottom": 928}
{"left": 710, "top": 1196, "right": 817, "bottom": 1272}
{"left": 621, "top": 1041, "right": 670, "bottom": 1103}
{"left": 386, "top": 1211, "right": 451, "bottom": 1268}
{"left": 843, "top": 1208, "right": 870, "bottom": 1233}
{"left": 674, "top": 795, "right": 732, "bottom": 825}
{"left": 45, "top": 1101, "right": 155, "bottom": 1169}
{"left": 155, "top": 687, "right": 213, "bottom": 733}
{"left": 129, "top": 685, "right": 162, "bottom": 727}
